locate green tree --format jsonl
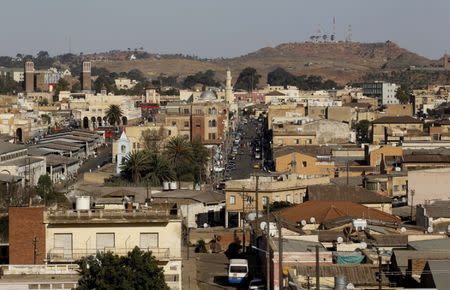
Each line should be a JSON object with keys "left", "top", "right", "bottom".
{"left": 0, "top": 75, "right": 22, "bottom": 94}
{"left": 269, "top": 201, "right": 293, "bottom": 212}
{"left": 234, "top": 67, "right": 261, "bottom": 91}
{"left": 55, "top": 78, "right": 70, "bottom": 95}
{"left": 77, "top": 247, "right": 168, "bottom": 290}
{"left": 164, "top": 136, "right": 193, "bottom": 182}
{"left": 395, "top": 86, "right": 412, "bottom": 104}
{"left": 191, "top": 138, "right": 209, "bottom": 184}
{"left": 121, "top": 151, "right": 151, "bottom": 184}
{"left": 145, "top": 153, "right": 174, "bottom": 186}
{"left": 182, "top": 70, "right": 220, "bottom": 89}
{"left": 105, "top": 104, "right": 123, "bottom": 127}
{"left": 35, "top": 174, "right": 66, "bottom": 205}
{"left": 355, "top": 120, "right": 371, "bottom": 144}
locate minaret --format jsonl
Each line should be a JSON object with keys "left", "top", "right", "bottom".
{"left": 81, "top": 61, "right": 92, "bottom": 91}
{"left": 24, "top": 61, "right": 35, "bottom": 93}
{"left": 225, "top": 69, "right": 234, "bottom": 103}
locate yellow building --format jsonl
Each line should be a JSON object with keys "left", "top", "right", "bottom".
{"left": 44, "top": 205, "right": 182, "bottom": 290}
{"left": 371, "top": 116, "right": 423, "bottom": 144}
{"left": 267, "top": 103, "right": 305, "bottom": 129}
{"left": 224, "top": 173, "right": 330, "bottom": 228}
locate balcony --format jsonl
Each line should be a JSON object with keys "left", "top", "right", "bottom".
{"left": 47, "top": 247, "right": 171, "bottom": 263}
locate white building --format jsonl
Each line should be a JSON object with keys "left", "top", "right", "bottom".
{"left": 362, "top": 81, "right": 399, "bottom": 105}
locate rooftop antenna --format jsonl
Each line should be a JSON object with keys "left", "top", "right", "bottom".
{"left": 331, "top": 16, "right": 336, "bottom": 42}
{"left": 346, "top": 24, "right": 352, "bottom": 42}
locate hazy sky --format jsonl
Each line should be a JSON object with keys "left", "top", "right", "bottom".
{"left": 2, "top": 0, "right": 449, "bottom": 59}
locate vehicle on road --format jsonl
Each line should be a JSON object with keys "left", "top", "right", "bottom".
{"left": 248, "top": 278, "right": 265, "bottom": 289}
{"left": 253, "top": 163, "right": 261, "bottom": 169}
{"left": 254, "top": 152, "right": 261, "bottom": 159}
{"left": 228, "top": 259, "right": 249, "bottom": 284}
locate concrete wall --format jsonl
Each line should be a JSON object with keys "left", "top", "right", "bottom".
{"left": 408, "top": 167, "right": 450, "bottom": 206}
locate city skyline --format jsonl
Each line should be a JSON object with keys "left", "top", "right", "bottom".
{"left": 1, "top": 0, "right": 449, "bottom": 59}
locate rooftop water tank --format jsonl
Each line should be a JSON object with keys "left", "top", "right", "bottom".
{"left": 162, "top": 181, "right": 170, "bottom": 191}
{"left": 76, "top": 196, "right": 90, "bottom": 211}
{"left": 169, "top": 181, "right": 177, "bottom": 190}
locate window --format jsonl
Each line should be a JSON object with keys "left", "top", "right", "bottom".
{"left": 262, "top": 196, "right": 269, "bottom": 205}
{"left": 208, "top": 133, "right": 216, "bottom": 140}
{"left": 302, "top": 161, "right": 307, "bottom": 167}
{"left": 195, "top": 120, "right": 201, "bottom": 128}
{"left": 393, "top": 185, "right": 399, "bottom": 192}
{"left": 96, "top": 233, "right": 115, "bottom": 251}
{"left": 245, "top": 195, "right": 252, "bottom": 205}
{"left": 275, "top": 195, "right": 280, "bottom": 202}
{"left": 172, "top": 121, "right": 176, "bottom": 126}
{"left": 121, "top": 145, "right": 126, "bottom": 153}
{"left": 208, "top": 119, "right": 217, "bottom": 127}
{"left": 183, "top": 108, "right": 189, "bottom": 114}
{"left": 54, "top": 233, "right": 72, "bottom": 259}
{"left": 286, "top": 194, "right": 292, "bottom": 203}
{"left": 295, "top": 139, "right": 300, "bottom": 145}
{"left": 140, "top": 233, "right": 158, "bottom": 249}
{"left": 184, "top": 121, "right": 189, "bottom": 128}
{"left": 229, "top": 195, "right": 236, "bottom": 205}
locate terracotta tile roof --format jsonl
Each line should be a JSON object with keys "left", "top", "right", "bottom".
{"left": 278, "top": 200, "right": 400, "bottom": 225}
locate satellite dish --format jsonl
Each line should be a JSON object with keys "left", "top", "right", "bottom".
{"left": 337, "top": 237, "right": 344, "bottom": 244}
{"left": 203, "top": 223, "right": 209, "bottom": 228}
{"left": 400, "top": 227, "right": 406, "bottom": 233}
{"left": 310, "top": 217, "right": 316, "bottom": 224}
{"left": 360, "top": 242, "right": 367, "bottom": 249}
{"left": 246, "top": 212, "right": 257, "bottom": 221}
{"left": 301, "top": 220, "right": 307, "bottom": 226}
{"left": 427, "top": 226, "right": 433, "bottom": 233}
{"left": 347, "top": 283, "right": 355, "bottom": 289}
{"left": 260, "top": 221, "right": 267, "bottom": 231}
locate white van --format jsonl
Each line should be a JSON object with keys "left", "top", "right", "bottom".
{"left": 228, "top": 258, "right": 248, "bottom": 284}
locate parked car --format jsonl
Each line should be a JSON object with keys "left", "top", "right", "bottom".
{"left": 249, "top": 278, "right": 265, "bottom": 290}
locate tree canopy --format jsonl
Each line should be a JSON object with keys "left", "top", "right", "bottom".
{"left": 119, "top": 136, "right": 209, "bottom": 186}
{"left": 182, "top": 70, "right": 220, "bottom": 89}
{"left": 234, "top": 67, "right": 261, "bottom": 91}
{"left": 355, "top": 120, "right": 371, "bottom": 144}
{"left": 105, "top": 105, "right": 123, "bottom": 126}
{"left": 267, "top": 67, "right": 339, "bottom": 90}
{"left": 395, "top": 86, "right": 412, "bottom": 104}
{"left": 77, "top": 247, "right": 168, "bottom": 290}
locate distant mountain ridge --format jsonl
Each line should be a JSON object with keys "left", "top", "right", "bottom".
{"left": 89, "top": 41, "right": 438, "bottom": 85}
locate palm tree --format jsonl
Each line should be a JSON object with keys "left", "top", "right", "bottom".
{"left": 165, "top": 136, "right": 192, "bottom": 181}
{"left": 145, "top": 154, "right": 174, "bottom": 186}
{"left": 105, "top": 104, "right": 123, "bottom": 127}
{"left": 191, "top": 138, "right": 210, "bottom": 184}
{"left": 121, "top": 151, "right": 150, "bottom": 184}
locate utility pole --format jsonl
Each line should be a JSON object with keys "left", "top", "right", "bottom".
{"left": 242, "top": 186, "right": 246, "bottom": 253}
{"left": 266, "top": 203, "right": 271, "bottom": 290}
{"left": 186, "top": 205, "right": 190, "bottom": 260}
{"left": 315, "top": 245, "right": 320, "bottom": 290}
{"left": 255, "top": 174, "right": 259, "bottom": 221}
{"left": 276, "top": 216, "right": 283, "bottom": 290}
{"left": 32, "top": 236, "right": 38, "bottom": 264}
{"left": 377, "top": 249, "right": 382, "bottom": 290}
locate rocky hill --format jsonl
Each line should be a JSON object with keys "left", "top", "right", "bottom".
{"left": 93, "top": 41, "right": 435, "bottom": 85}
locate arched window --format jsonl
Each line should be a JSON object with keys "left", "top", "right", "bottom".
{"left": 121, "top": 145, "right": 126, "bottom": 153}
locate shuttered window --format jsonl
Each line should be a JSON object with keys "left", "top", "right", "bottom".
{"left": 96, "top": 233, "right": 115, "bottom": 251}
{"left": 54, "top": 233, "right": 72, "bottom": 258}
{"left": 140, "top": 233, "right": 158, "bottom": 249}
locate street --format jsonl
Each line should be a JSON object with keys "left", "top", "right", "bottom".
{"left": 229, "top": 117, "right": 261, "bottom": 180}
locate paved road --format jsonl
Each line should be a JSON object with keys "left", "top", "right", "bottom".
{"left": 229, "top": 118, "right": 260, "bottom": 180}
{"left": 197, "top": 253, "right": 245, "bottom": 290}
